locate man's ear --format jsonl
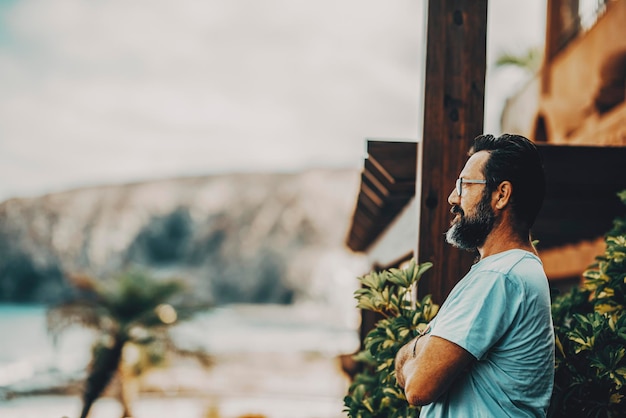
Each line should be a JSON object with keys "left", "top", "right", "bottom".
{"left": 494, "top": 181, "right": 512, "bottom": 210}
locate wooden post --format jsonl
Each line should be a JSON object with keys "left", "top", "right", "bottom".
{"left": 416, "top": 0, "right": 488, "bottom": 304}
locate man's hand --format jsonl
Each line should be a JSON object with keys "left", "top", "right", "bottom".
{"left": 394, "top": 335, "right": 427, "bottom": 389}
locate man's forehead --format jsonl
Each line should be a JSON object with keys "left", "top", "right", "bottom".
{"left": 460, "top": 151, "right": 489, "bottom": 177}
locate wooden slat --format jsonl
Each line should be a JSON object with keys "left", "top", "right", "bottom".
{"left": 358, "top": 192, "right": 383, "bottom": 217}
{"left": 363, "top": 164, "right": 392, "bottom": 198}
{"left": 368, "top": 141, "right": 417, "bottom": 181}
{"left": 346, "top": 141, "right": 418, "bottom": 252}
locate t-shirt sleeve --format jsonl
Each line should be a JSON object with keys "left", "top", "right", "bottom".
{"left": 429, "top": 271, "right": 524, "bottom": 360}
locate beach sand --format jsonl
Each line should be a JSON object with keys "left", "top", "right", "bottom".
{"left": 0, "top": 352, "right": 352, "bottom": 418}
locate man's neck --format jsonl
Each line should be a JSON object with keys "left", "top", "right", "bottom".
{"left": 477, "top": 226, "right": 535, "bottom": 259}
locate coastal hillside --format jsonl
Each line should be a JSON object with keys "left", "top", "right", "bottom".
{"left": 0, "top": 168, "right": 367, "bottom": 304}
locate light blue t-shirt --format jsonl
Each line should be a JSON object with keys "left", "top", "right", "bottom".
{"left": 420, "top": 249, "right": 555, "bottom": 418}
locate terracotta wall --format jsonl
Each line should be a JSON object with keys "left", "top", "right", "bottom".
{"left": 540, "top": 0, "right": 626, "bottom": 145}
{"left": 502, "top": 0, "right": 626, "bottom": 146}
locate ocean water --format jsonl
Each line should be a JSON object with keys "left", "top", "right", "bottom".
{"left": 0, "top": 304, "right": 96, "bottom": 388}
{"left": 0, "top": 302, "right": 359, "bottom": 418}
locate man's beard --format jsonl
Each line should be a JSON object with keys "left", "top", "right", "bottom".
{"left": 445, "top": 193, "right": 496, "bottom": 251}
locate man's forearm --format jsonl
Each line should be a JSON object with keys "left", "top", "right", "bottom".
{"left": 402, "top": 335, "right": 475, "bottom": 406}
{"left": 394, "top": 335, "right": 428, "bottom": 388}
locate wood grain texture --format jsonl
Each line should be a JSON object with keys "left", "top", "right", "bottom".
{"left": 417, "top": 0, "right": 488, "bottom": 303}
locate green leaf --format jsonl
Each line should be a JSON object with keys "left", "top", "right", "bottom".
{"left": 413, "top": 261, "right": 433, "bottom": 285}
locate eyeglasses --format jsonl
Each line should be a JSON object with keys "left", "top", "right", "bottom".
{"left": 455, "top": 178, "right": 487, "bottom": 196}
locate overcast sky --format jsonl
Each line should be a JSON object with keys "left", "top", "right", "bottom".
{"left": 0, "top": 0, "right": 545, "bottom": 202}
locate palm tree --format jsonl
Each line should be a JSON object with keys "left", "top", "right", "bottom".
{"left": 47, "top": 270, "right": 211, "bottom": 418}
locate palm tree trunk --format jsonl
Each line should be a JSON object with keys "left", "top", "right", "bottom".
{"left": 79, "top": 337, "right": 126, "bottom": 418}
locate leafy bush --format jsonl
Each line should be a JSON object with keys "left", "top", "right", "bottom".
{"left": 343, "top": 259, "right": 438, "bottom": 418}
{"left": 549, "top": 191, "right": 626, "bottom": 418}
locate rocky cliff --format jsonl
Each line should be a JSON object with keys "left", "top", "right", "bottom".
{"left": 0, "top": 169, "right": 367, "bottom": 304}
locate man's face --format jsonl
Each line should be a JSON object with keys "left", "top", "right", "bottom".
{"left": 445, "top": 190, "right": 495, "bottom": 250}
{"left": 445, "top": 151, "right": 496, "bottom": 251}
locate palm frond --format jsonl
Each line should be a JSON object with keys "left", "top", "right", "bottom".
{"left": 102, "top": 271, "right": 187, "bottom": 325}
{"left": 46, "top": 301, "right": 110, "bottom": 338}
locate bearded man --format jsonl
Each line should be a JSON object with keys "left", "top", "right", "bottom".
{"left": 394, "top": 134, "right": 555, "bottom": 417}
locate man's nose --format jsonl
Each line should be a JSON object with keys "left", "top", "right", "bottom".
{"left": 448, "top": 188, "right": 459, "bottom": 206}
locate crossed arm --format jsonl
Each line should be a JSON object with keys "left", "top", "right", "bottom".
{"left": 394, "top": 334, "right": 475, "bottom": 406}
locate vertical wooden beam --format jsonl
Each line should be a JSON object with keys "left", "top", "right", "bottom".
{"left": 417, "top": 0, "right": 488, "bottom": 304}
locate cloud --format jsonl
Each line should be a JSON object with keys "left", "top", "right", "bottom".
{"left": 0, "top": 0, "right": 427, "bottom": 200}
{"left": 0, "top": 0, "right": 543, "bottom": 202}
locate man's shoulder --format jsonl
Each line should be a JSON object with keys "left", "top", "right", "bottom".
{"left": 471, "top": 250, "right": 548, "bottom": 297}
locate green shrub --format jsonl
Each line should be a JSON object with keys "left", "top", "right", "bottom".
{"left": 343, "top": 258, "right": 438, "bottom": 418}
{"left": 549, "top": 191, "right": 626, "bottom": 418}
